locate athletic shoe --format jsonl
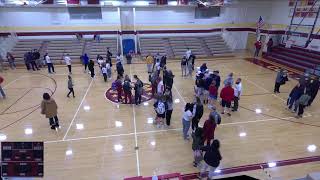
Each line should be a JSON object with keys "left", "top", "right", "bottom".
{"left": 50, "top": 126, "right": 55, "bottom": 130}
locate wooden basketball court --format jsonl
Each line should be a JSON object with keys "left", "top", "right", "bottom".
{"left": 0, "top": 52, "right": 319, "bottom": 179}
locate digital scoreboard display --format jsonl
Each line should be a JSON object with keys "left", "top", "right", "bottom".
{"left": 1, "top": 142, "right": 44, "bottom": 177}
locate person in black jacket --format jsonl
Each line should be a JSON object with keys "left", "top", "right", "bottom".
{"left": 199, "top": 139, "right": 222, "bottom": 179}
{"left": 88, "top": 59, "right": 95, "bottom": 78}
{"left": 192, "top": 97, "right": 204, "bottom": 131}
{"left": 33, "top": 49, "right": 42, "bottom": 68}
{"left": 307, "top": 77, "right": 320, "bottom": 106}
{"left": 160, "top": 55, "right": 167, "bottom": 68}
{"left": 30, "top": 51, "right": 40, "bottom": 71}
{"left": 166, "top": 70, "right": 174, "bottom": 92}
{"left": 106, "top": 48, "right": 113, "bottom": 67}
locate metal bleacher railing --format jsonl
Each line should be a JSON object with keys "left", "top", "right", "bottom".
{"left": 284, "top": 0, "right": 320, "bottom": 48}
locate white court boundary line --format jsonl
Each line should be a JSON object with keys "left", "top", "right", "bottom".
{"left": 62, "top": 79, "right": 93, "bottom": 140}
{"left": 221, "top": 64, "right": 287, "bottom": 103}
{"left": 129, "top": 65, "right": 141, "bottom": 176}
{"left": 44, "top": 114, "right": 312, "bottom": 144}
{"left": 173, "top": 83, "right": 186, "bottom": 104}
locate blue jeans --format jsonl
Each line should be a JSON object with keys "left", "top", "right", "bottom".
{"left": 0, "top": 85, "right": 6, "bottom": 98}
{"left": 182, "top": 119, "right": 191, "bottom": 139}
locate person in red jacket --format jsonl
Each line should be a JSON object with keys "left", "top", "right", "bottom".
{"left": 0, "top": 76, "right": 5, "bottom": 99}
{"left": 203, "top": 114, "right": 217, "bottom": 145}
{"left": 254, "top": 40, "right": 262, "bottom": 58}
{"left": 220, "top": 82, "right": 234, "bottom": 116}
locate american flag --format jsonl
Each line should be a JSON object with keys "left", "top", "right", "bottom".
{"left": 257, "top": 16, "right": 265, "bottom": 29}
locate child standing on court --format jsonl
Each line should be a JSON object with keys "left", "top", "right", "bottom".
{"left": 192, "top": 127, "right": 204, "bottom": 167}
{"left": 101, "top": 65, "right": 108, "bottom": 82}
{"left": 154, "top": 96, "right": 168, "bottom": 128}
{"left": 67, "top": 75, "right": 75, "bottom": 98}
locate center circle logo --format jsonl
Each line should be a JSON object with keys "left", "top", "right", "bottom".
{"left": 105, "top": 83, "right": 153, "bottom": 104}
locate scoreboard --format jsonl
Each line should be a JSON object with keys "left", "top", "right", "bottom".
{"left": 1, "top": 142, "right": 44, "bottom": 178}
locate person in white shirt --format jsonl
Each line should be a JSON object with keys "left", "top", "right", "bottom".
{"left": 45, "top": 53, "right": 55, "bottom": 73}
{"left": 232, "top": 78, "right": 242, "bottom": 112}
{"left": 101, "top": 65, "right": 108, "bottom": 82}
{"left": 157, "top": 77, "right": 164, "bottom": 95}
{"left": 182, "top": 103, "right": 194, "bottom": 140}
{"left": 186, "top": 48, "right": 192, "bottom": 60}
{"left": 64, "top": 54, "right": 72, "bottom": 74}
{"left": 116, "top": 53, "right": 123, "bottom": 65}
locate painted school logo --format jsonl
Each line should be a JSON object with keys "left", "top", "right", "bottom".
{"left": 105, "top": 84, "right": 153, "bottom": 104}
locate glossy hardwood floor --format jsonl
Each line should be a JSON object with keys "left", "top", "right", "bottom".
{"left": 0, "top": 53, "right": 319, "bottom": 180}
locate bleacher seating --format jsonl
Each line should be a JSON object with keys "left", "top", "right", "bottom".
{"left": 139, "top": 37, "right": 167, "bottom": 57}
{"left": 86, "top": 38, "right": 118, "bottom": 59}
{"left": 264, "top": 45, "right": 320, "bottom": 72}
{"left": 202, "top": 35, "right": 232, "bottom": 56}
{"left": 46, "top": 39, "right": 84, "bottom": 63}
{"left": 10, "top": 39, "right": 43, "bottom": 63}
{"left": 139, "top": 35, "right": 232, "bottom": 58}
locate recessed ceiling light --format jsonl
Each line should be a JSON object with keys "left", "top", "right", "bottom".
{"left": 150, "top": 141, "right": 156, "bottom": 146}
{"left": 307, "top": 145, "right": 317, "bottom": 152}
{"left": 147, "top": 118, "right": 154, "bottom": 124}
{"left": 115, "top": 121, "right": 123, "bottom": 127}
{"left": 143, "top": 102, "right": 149, "bottom": 106}
{"left": 239, "top": 132, "right": 247, "bottom": 137}
{"left": 65, "top": 149, "right": 73, "bottom": 156}
{"left": 76, "top": 124, "right": 84, "bottom": 130}
{"left": 0, "top": 134, "right": 7, "bottom": 141}
{"left": 255, "top": 108, "right": 262, "bottom": 114}
{"left": 25, "top": 128, "right": 33, "bottom": 135}
{"left": 114, "top": 144, "right": 123, "bottom": 152}
{"left": 174, "top": 99, "right": 180, "bottom": 104}
{"left": 214, "top": 169, "right": 221, "bottom": 173}
{"left": 268, "top": 162, "right": 277, "bottom": 168}
{"left": 83, "top": 105, "right": 90, "bottom": 111}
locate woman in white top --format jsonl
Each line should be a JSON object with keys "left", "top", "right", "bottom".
{"left": 182, "top": 103, "right": 194, "bottom": 140}
{"left": 45, "top": 53, "right": 55, "bottom": 73}
{"left": 64, "top": 54, "right": 72, "bottom": 74}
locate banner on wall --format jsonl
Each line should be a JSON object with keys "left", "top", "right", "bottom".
{"left": 197, "top": 0, "right": 223, "bottom": 7}
{"left": 67, "top": 0, "right": 79, "bottom": 4}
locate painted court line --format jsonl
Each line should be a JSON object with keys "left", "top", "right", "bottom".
{"left": 3, "top": 75, "right": 26, "bottom": 88}
{"left": 182, "top": 155, "right": 320, "bottom": 179}
{"left": 173, "top": 83, "right": 187, "bottom": 104}
{"left": 45, "top": 114, "right": 312, "bottom": 144}
{"left": 62, "top": 79, "right": 93, "bottom": 140}
{"left": 129, "top": 65, "right": 141, "bottom": 176}
{"left": 222, "top": 64, "right": 286, "bottom": 102}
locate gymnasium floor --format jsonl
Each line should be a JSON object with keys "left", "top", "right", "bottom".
{"left": 0, "top": 53, "right": 320, "bottom": 180}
